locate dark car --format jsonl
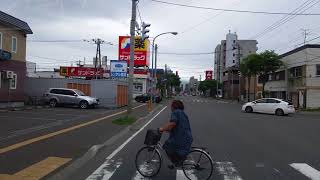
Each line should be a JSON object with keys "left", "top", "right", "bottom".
{"left": 135, "top": 94, "right": 161, "bottom": 103}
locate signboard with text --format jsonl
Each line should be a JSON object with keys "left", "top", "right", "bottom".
{"left": 110, "top": 60, "right": 127, "bottom": 78}
{"left": 205, "top": 70, "right": 213, "bottom": 80}
{"left": 118, "top": 36, "right": 150, "bottom": 66}
{"left": 60, "top": 67, "right": 104, "bottom": 77}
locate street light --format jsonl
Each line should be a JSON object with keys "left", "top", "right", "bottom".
{"left": 150, "top": 31, "right": 177, "bottom": 102}
{"left": 151, "top": 32, "right": 178, "bottom": 78}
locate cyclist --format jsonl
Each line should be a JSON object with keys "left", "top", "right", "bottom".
{"left": 159, "top": 100, "right": 193, "bottom": 168}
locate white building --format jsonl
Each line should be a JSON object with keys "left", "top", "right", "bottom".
{"left": 265, "top": 44, "right": 320, "bottom": 109}
{"left": 26, "top": 61, "right": 63, "bottom": 78}
{"left": 225, "top": 32, "right": 238, "bottom": 68}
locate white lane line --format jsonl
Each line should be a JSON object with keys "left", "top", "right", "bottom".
{"left": 86, "top": 106, "right": 167, "bottom": 179}
{"left": 87, "top": 159, "right": 122, "bottom": 180}
{"left": 216, "top": 162, "right": 243, "bottom": 180}
{"left": 177, "top": 169, "right": 198, "bottom": 180}
{"left": 176, "top": 169, "right": 189, "bottom": 180}
{"left": 290, "top": 163, "right": 320, "bottom": 180}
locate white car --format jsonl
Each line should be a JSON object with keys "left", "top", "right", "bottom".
{"left": 242, "top": 98, "right": 295, "bottom": 116}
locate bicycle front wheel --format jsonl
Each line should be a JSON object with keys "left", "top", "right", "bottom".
{"left": 135, "top": 146, "right": 162, "bottom": 177}
{"left": 182, "top": 149, "right": 213, "bottom": 180}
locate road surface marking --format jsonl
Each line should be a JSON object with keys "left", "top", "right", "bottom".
{"left": 290, "top": 163, "right": 320, "bottom": 180}
{"left": 0, "top": 157, "right": 71, "bottom": 180}
{"left": 0, "top": 104, "right": 146, "bottom": 154}
{"left": 216, "top": 162, "right": 243, "bottom": 180}
{"left": 86, "top": 106, "right": 167, "bottom": 179}
{"left": 86, "top": 159, "right": 122, "bottom": 180}
{"left": 132, "top": 170, "right": 151, "bottom": 180}
{"left": 176, "top": 169, "right": 198, "bottom": 180}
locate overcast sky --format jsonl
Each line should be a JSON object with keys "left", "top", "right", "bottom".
{"left": 2, "top": 0, "right": 320, "bottom": 82}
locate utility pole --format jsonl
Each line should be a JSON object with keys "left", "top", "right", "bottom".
{"left": 302, "top": 29, "right": 309, "bottom": 45}
{"left": 127, "top": 0, "right": 137, "bottom": 114}
{"left": 237, "top": 43, "right": 241, "bottom": 101}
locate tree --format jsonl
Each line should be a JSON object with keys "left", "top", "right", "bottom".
{"left": 242, "top": 50, "right": 282, "bottom": 99}
{"left": 198, "top": 80, "right": 221, "bottom": 97}
{"left": 241, "top": 54, "right": 262, "bottom": 101}
{"left": 157, "top": 72, "right": 181, "bottom": 97}
{"left": 256, "top": 50, "right": 282, "bottom": 97}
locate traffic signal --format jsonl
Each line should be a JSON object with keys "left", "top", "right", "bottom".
{"left": 141, "top": 22, "right": 151, "bottom": 41}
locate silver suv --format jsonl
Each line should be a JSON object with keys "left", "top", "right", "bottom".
{"left": 44, "top": 88, "right": 99, "bottom": 109}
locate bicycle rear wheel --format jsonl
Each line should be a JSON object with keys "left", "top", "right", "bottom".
{"left": 182, "top": 149, "right": 213, "bottom": 180}
{"left": 135, "top": 146, "right": 162, "bottom": 177}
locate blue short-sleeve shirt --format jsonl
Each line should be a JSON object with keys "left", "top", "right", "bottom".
{"left": 166, "top": 109, "right": 193, "bottom": 156}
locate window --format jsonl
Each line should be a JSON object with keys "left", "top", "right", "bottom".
{"left": 233, "top": 53, "right": 235, "bottom": 57}
{"left": 267, "top": 99, "right": 280, "bottom": 103}
{"left": 255, "top": 99, "right": 267, "bottom": 103}
{"left": 133, "top": 82, "right": 143, "bottom": 93}
{"left": 290, "top": 66, "right": 302, "bottom": 77}
{"left": 0, "top": 32, "right": 2, "bottom": 49}
{"left": 12, "top": 36, "right": 17, "bottom": 53}
{"left": 316, "top": 64, "right": 320, "bottom": 76}
{"left": 62, "top": 90, "right": 75, "bottom": 96}
{"left": 10, "top": 73, "right": 17, "bottom": 89}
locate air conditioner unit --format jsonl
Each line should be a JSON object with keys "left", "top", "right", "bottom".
{"left": 6, "top": 71, "right": 14, "bottom": 79}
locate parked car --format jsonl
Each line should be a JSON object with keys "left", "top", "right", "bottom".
{"left": 43, "top": 88, "right": 99, "bottom": 109}
{"left": 242, "top": 98, "right": 295, "bottom": 116}
{"left": 135, "top": 94, "right": 162, "bottom": 103}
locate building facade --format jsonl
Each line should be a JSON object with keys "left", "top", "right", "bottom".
{"left": 214, "top": 32, "right": 258, "bottom": 100}
{"left": 265, "top": 44, "right": 320, "bottom": 109}
{"left": 189, "top": 76, "right": 199, "bottom": 95}
{"left": 0, "top": 11, "right": 32, "bottom": 107}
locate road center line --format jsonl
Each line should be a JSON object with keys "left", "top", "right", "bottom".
{"left": 0, "top": 104, "right": 146, "bottom": 154}
{"left": 290, "top": 163, "right": 320, "bottom": 180}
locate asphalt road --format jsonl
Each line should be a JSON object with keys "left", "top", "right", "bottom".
{"left": 0, "top": 103, "right": 150, "bottom": 180}
{"left": 76, "top": 96, "right": 320, "bottom": 180}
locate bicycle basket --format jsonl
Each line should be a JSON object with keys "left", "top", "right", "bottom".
{"left": 144, "top": 129, "right": 161, "bottom": 146}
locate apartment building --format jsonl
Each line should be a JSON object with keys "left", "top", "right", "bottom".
{"left": 265, "top": 44, "right": 320, "bottom": 109}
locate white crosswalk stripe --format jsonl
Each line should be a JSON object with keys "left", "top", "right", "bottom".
{"left": 86, "top": 159, "right": 320, "bottom": 180}
{"left": 290, "top": 163, "right": 320, "bottom": 180}
{"left": 216, "top": 162, "right": 243, "bottom": 180}
{"left": 86, "top": 159, "right": 122, "bottom": 180}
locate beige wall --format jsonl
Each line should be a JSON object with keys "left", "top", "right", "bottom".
{"left": 0, "top": 23, "right": 27, "bottom": 62}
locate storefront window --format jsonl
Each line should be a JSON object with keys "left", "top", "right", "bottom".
{"left": 10, "top": 73, "right": 17, "bottom": 89}
{"left": 133, "top": 82, "right": 143, "bottom": 93}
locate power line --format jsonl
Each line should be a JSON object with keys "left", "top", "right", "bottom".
{"left": 27, "top": 40, "right": 84, "bottom": 43}
{"left": 295, "top": 35, "right": 320, "bottom": 46}
{"left": 137, "top": 4, "right": 143, "bottom": 23}
{"left": 151, "top": 0, "right": 320, "bottom": 15}
{"left": 158, "top": 52, "right": 215, "bottom": 55}
{"left": 250, "top": 0, "right": 320, "bottom": 40}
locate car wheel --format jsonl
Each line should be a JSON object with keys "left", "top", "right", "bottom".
{"left": 49, "top": 99, "right": 57, "bottom": 108}
{"left": 275, "top": 109, "right": 284, "bottom": 116}
{"left": 245, "top": 106, "right": 253, "bottom": 113}
{"left": 79, "top": 101, "right": 89, "bottom": 109}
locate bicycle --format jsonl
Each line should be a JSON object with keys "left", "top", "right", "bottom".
{"left": 135, "top": 129, "right": 214, "bottom": 180}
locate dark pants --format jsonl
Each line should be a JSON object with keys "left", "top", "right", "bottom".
{"left": 163, "top": 141, "right": 185, "bottom": 165}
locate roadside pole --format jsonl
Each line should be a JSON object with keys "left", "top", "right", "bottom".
{"left": 154, "top": 44, "right": 158, "bottom": 95}
{"left": 127, "top": 0, "right": 137, "bottom": 115}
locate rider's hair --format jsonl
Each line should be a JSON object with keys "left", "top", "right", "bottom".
{"left": 171, "top": 100, "right": 184, "bottom": 110}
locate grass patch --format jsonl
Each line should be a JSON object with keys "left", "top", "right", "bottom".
{"left": 302, "top": 108, "right": 320, "bottom": 112}
{"left": 112, "top": 116, "right": 136, "bottom": 125}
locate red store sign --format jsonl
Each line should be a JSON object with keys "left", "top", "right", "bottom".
{"left": 205, "top": 70, "right": 213, "bottom": 80}
{"left": 118, "top": 36, "right": 150, "bottom": 66}
{"left": 60, "top": 67, "right": 104, "bottom": 77}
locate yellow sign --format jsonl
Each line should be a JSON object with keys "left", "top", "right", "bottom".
{"left": 134, "top": 37, "right": 149, "bottom": 51}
